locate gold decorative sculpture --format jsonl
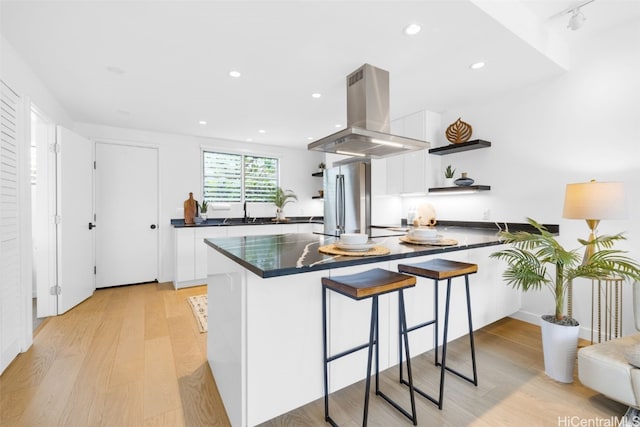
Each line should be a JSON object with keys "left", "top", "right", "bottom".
{"left": 445, "top": 117, "right": 472, "bottom": 144}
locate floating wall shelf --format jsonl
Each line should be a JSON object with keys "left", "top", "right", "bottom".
{"left": 312, "top": 171, "right": 324, "bottom": 177}
{"left": 428, "top": 185, "right": 491, "bottom": 194}
{"left": 428, "top": 139, "right": 491, "bottom": 155}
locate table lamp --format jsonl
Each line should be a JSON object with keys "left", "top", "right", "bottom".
{"left": 562, "top": 179, "right": 626, "bottom": 263}
{"left": 562, "top": 180, "right": 626, "bottom": 317}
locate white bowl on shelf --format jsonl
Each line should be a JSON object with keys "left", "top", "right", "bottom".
{"left": 409, "top": 228, "right": 437, "bottom": 240}
{"left": 339, "top": 233, "right": 368, "bottom": 245}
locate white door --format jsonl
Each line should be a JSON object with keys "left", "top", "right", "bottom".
{"left": 31, "top": 107, "right": 57, "bottom": 318}
{"left": 56, "top": 126, "right": 95, "bottom": 314}
{"left": 95, "top": 143, "right": 158, "bottom": 288}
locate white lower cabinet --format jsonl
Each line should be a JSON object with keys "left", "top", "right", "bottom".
{"left": 296, "top": 223, "right": 323, "bottom": 233}
{"left": 174, "top": 223, "right": 309, "bottom": 289}
{"left": 225, "top": 224, "right": 287, "bottom": 237}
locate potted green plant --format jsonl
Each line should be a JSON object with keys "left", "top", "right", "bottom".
{"left": 199, "top": 200, "right": 208, "bottom": 220}
{"left": 272, "top": 187, "right": 297, "bottom": 220}
{"left": 490, "top": 218, "right": 640, "bottom": 382}
{"left": 444, "top": 165, "right": 455, "bottom": 187}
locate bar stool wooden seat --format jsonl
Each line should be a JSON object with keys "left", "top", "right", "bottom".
{"left": 397, "top": 258, "right": 479, "bottom": 410}
{"left": 322, "top": 268, "right": 418, "bottom": 426}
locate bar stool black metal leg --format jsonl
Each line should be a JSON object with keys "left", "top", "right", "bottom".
{"left": 399, "top": 290, "right": 418, "bottom": 425}
{"left": 322, "top": 285, "right": 338, "bottom": 427}
{"left": 437, "top": 275, "right": 479, "bottom": 386}
{"left": 434, "top": 278, "right": 452, "bottom": 409}
{"left": 380, "top": 291, "right": 417, "bottom": 425}
{"left": 434, "top": 278, "right": 439, "bottom": 367}
{"left": 398, "top": 280, "right": 443, "bottom": 409}
{"left": 362, "top": 296, "right": 378, "bottom": 427}
{"left": 398, "top": 297, "right": 403, "bottom": 383}
{"left": 465, "top": 275, "right": 478, "bottom": 386}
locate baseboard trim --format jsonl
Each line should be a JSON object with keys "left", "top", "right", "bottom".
{"left": 511, "top": 310, "right": 599, "bottom": 341}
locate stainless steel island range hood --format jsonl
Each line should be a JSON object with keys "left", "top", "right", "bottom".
{"left": 307, "top": 64, "right": 430, "bottom": 158}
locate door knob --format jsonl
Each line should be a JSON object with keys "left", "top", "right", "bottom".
{"left": 88, "top": 222, "right": 96, "bottom": 230}
{"left": 150, "top": 224, "right": 157, "bottom": 229}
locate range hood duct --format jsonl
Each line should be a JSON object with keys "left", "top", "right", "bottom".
{"left": 307, "top": 64, "right": 430, "bottom": 158}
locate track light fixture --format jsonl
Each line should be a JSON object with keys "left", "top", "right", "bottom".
{"left": 567, "top": 8, "right": 586, "bottom": 30}
{"left": 558, "top": 0, "right": 595, "bottom": 31}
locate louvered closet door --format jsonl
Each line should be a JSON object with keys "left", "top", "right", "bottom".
{"left": 0, "top": 80, "right": 22, "bottom": 374}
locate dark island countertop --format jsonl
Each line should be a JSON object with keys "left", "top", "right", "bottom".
{"left": 204, "top": 227, "right": 500, "bottom": 278}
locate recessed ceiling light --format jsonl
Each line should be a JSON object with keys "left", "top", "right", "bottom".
{"left": 335, "top": 124, "right": 342, "bottom": 128}
{"left": 403, "top": 23, "right": 422, "bottom": 36}
{"left": 470, "top": 61, "right": 486, "bottom": 70}
{"left": 199, "top": 120, "right": 207, "bottom": 125}
{"left": 106, "top": 66, "right": 125, "bottom": 75}
{"left": 311, "top": 93, "right": 322, "bottom": 98}
{"left": 258, "top": 129, "right": 266, "bottom": 134}
{"left": 229, "top": 70, "right": 241, "bottom": 78}
{"left": 307, "top": 137, "right": 314, "bottom": 140}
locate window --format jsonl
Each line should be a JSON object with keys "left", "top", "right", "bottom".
{"left": 203, "top": 151, "right": 278, "bottom": 202}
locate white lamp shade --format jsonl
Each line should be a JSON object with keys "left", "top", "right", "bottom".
{"left": 563, "top": 181, "right": 626, "bottom": 220}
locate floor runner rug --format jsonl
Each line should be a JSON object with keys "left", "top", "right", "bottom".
{"left": 187, "top": 295, "right": 208, "bottom": 333}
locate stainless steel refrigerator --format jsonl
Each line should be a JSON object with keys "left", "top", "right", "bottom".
{"left": 323, "top": 160, "right": 371, "bottom": 236}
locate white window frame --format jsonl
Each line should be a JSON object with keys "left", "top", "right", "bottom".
{"left": 202, "top": 149, "right": 279, "bottom": 203}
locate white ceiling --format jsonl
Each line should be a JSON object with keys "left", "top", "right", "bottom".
{"left": 1, "top": 0, "right": 638, "bottom": 149}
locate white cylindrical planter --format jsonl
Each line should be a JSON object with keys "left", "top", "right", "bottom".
{"left": 540, "top": 317, "right": 580, "bottom": 383}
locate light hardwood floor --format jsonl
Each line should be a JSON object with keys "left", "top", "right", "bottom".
{"left": 0, "top": 282, "right": 627, "bottom": 426}
{"left": 1, "top": 282, "right": 229, "bottom": 427}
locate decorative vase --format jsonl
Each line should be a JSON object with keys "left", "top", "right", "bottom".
{"left": 276, "top": 208, "right": 285, "bottom": 220}
{"left": 540, "top": 316, "right": 580, "bottom": 383}
{"left": 200, "top": 212, "right": 208, "bottom": 220}
{"left": 454, "top": 172, "right": 475, "bottom": 186}
{"left": 443, "top": 177, "right": 454, "bottom": 187}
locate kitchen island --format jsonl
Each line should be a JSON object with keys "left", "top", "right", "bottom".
{"left": 204, "top": 224, "right": 545, "bottom": 426}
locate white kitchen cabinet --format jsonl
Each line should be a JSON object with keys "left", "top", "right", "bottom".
{"left": 174, "top": 226, "right": 228, "bottom": 289}
{"left": 296, "top": 223, "right": 323, "bottom": 234}
{"left": 196, "top": 227, "right": 227, "bottom": 281}
{"left": 384, "top": 110, "right": 441, "bottom": 195}
{"left": 386, "top": 149, "right": 428, "bottom": 195}
{"left": 225, "top": 224, "right": 287, "bottom": 237}
{"left": 174, "top": 228, "right": 196, "bottom": 287}
{"left": 175, "top": 223, "right": 320, "bottom": 289}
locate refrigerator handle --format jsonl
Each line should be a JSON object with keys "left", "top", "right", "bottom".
{"left": 335, "top": 175, "right": 341, "bottom": 234}
{"left": 339, "top": 174, "right": 346, "bottom": 233}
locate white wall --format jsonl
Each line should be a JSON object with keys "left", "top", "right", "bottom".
{"left": 0, "top": 35, "right": 73, "bottom": 126}
{"left": 74, "top": 122, "right": 325, "bottom": 283}
{"left": 402, "top": 20, "right": 640, "bottom": 337}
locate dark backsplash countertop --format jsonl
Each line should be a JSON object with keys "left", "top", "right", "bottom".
{"left": 171, "top": 216, "right": 323, "bottom": 228}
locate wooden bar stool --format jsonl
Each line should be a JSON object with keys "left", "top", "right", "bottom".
{"left": 397, "top": 259, "right": 479, "bottom": 409}
{"left": 322, "top": 268, "right": 418, "bottom": 427}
